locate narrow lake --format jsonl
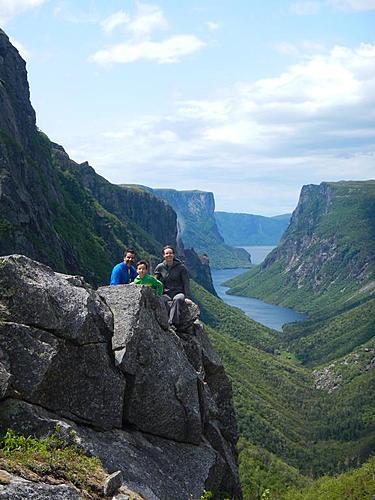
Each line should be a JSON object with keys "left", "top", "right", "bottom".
{"left": 211, "top": 246, "right": 307, "bottom": 332}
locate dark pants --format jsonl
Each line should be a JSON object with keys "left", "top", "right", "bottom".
{"left": 161, "top": 292, "right": 185, "bottom": 327}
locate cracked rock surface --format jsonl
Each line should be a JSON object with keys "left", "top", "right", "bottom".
{"left": 0, "top": 254, "right": 241, "bottom": 499}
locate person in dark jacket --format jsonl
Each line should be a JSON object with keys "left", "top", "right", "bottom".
{"left": 154, "top": 245, "right": 192, "bottom": 327}
{"left": 110, "top": 249, "right": 138, "bottom": 285}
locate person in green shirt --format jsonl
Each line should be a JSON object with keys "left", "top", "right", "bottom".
{"left": 133, "top": 260, "right": 164, "bottom": 296}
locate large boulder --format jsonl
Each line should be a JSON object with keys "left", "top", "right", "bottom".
{"left": 0, "top": 255, "right": 125, "bottom": 429}
{"left": 0, "top": 255, "right": 241, "bottom": 499}
{"left": 0, "top": 254, "right": 112, "bottom": 344}
{"left": 98, "top": 285, "right": 202, "bottom": 444}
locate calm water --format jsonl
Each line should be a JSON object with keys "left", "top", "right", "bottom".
{"left": 240, "top": 245, "right": 276, "bottom": 265}
{"left": 212, "top": 246, "right": 307, "bottom": 331}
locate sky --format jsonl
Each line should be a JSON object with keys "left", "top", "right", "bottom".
{"left": 1, "top": 0, "right": 375, "bottom": 216}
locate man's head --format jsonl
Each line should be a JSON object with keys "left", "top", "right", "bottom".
{"left": 163, "top": 245, "right": 175, "bottom": 264}
{"left": 123, "top": 249, "right": 135, "bottom": 267}
{"left": 136, "top": 260, "right": 148, "bottom": 278}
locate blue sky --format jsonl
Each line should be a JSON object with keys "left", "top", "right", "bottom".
{"left": 1, "top": 0, "right": 375, "bottom": 215}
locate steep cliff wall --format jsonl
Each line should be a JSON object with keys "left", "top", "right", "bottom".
{"left": 0, "top": 254, "right": 241, "bottom": 499}
{"left": 226, "top": 181, "right": 375, "bottom": 315}
{"left": 53, "top": 147, "right": 178, "bottom": 254}
{"left": 142, "top": 188, "right": 251, "bottom": 269}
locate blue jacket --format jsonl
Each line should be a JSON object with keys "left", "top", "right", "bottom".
{"left": 110, "top": 262, "right": 138, "bottom": 285}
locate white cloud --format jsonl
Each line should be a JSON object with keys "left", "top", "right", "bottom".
{"left": 206, "top": 21, "right": 220, "bottom": 30}
{"left": 0, "top": 0, "right": 47, "bottom": 25}
{"left": 100, "top": 10, "right": 130, "bottom": 34}
{"left": 72, "top": 42, "right": 375, "bottom": 213}
{"left": 290, "top": 1, "right": 322, "bottom": 15}
{"left": 91, "top": 35, "right": 205, "bottom": 64}
{"left": 92, "top": 2, "right": 205, "bottom": 65}
{"left": 273, "top": 40, "right": 326, "bottom": 56}
{"left": 99, "top": 2, "right": 168, "bottom": 38}
{"left": 126, "top": 2, "right": 168, "bottom": 39}
{"left": 329, "top": 0, "right": 375, "bottom": 10}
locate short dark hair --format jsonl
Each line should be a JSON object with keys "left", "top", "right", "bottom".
{"left": 124, "top": 249, "right": 135, "bottom": 258}
{"left": 163, "top": 245, "right": 175, "bottom": 254}
{"left": 136, "top": 260, "right": 149, "bottom": 270}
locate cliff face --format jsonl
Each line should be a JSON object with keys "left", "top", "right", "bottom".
{"left": 144, "top": 188, "right": 251, "bottom": 269}
{"left": 0, "top": 29, "right": 36, "bottom": 150}
{"left": 0, "top": 254, "right": 241, "bottom": 499}
{"left": 53, "top": 148, "right": 178, "bottom": 254}
{"left": 215, "top": 211, "right": 290, "bottom": 246}
{"left": 227, "top": 181, "right": 375, "bottom": 314}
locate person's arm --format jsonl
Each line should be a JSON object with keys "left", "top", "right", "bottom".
{"left": 152, "top": 276, "right": 164, "bottom": 296}
{"left": 110, "top": 265, "right": 121, "bottom": 285}
{"left": 153, "top": 264, "right": 163, "bottom": 282}
{"left": 130, "top": 266, "right": 138, "bottom": 282}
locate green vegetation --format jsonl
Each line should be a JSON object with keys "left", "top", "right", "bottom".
{"left": 278, "top": 455, "right": 375, "bottom": 500}
{"left": 193, "top": 273, "right": 374, "bottom": 488}
{"left": 0, "top": 429, "right": 107, "bottom": 498}
{"left": 204, "top": 318, "right": 375, "bottom": 493}
{"left": 0, "top": 215, "right": 15, "bottom": 235}
{"left": 238, "top": 439, "right": 308, "bottom": 499}
{"left": 284, "top": 298, "right": 375, "bottom": 366}
{"left": 191, "top": 280, "right": 279, "bottom": 352}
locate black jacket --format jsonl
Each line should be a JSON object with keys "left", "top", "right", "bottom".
{"left": 154, "top": 258, "right": 191, "bottom": 298}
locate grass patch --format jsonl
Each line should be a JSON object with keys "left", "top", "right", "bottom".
{"left": 0, "top": 429, "right": 107, "bottom": 499}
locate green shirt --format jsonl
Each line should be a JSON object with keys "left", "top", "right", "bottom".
{"left": 133, "top": 274, "right": 164, "bottom": 296}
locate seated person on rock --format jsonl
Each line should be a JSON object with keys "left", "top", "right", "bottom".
{"left": 133, "top": 260, "right": 164, "bottom": 296}
{"left": 110, "top": 249, "right": 138, "bottom": 285}
{"left": 154, "top": 245, "right": 193, "bottom": 328}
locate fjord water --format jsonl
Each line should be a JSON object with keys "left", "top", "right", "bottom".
{"left": 211, "top": 246, "right": 307, "bottom": 331}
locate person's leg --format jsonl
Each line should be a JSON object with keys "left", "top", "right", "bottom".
{"left": 160, "top": 294, "right": 172, "bottom": 322}
{"left": 169, "top": 293, "right": 185, "bottom": 326}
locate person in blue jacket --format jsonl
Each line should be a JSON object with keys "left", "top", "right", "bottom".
{"left": 110, "top": 249, "right": 138, "bottom": 285}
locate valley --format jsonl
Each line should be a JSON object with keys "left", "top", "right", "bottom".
{"left": 0, "top": 27, "right": 374, "bottom": 500}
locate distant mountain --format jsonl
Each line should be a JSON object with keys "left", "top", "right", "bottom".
{"left": 226, "top": 181, "right": 375, "bottom": 315}
{"left": 138, "top": 187, "right": 251, "bottom": 269}
{"left": 215, "top": 211, "right": 291, "bottom": 246}
{"left": 271, "top": 213, "right": 291, "bottom": 221}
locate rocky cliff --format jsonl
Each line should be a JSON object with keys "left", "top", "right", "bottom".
{"left": 140, "top": 188, "right": 251, "bottom": 269}
{"left": 226, "top": 181, "right": 375, "bottom": 315}
{"left": 0, "top": 254, "right": 241, "bottom": 499}
{"left": 52, "top": 146, "right": 177, "bottom": 256}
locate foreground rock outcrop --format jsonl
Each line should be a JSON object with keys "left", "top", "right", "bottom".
{"left": 0, "top": 254, "right": 241, "bottom": 499}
